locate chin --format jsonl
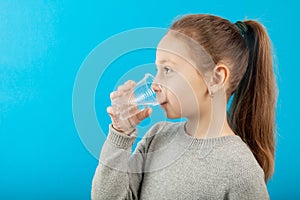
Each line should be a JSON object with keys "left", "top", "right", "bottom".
{"left": 165, "top": 112, "right": 181, "bottom": 119}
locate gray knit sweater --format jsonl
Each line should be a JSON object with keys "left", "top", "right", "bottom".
{"left": 91, "top": 121, "right": 269, "bottom": 200}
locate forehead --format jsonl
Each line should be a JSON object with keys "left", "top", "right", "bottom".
{"left": 156, "top": 34, "right": 196, "bottom": 67}
{"left": 156, "top": 32, "right": 216, "bottom": 77}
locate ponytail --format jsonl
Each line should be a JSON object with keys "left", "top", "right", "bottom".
{"left": 228, "top": 20, "right": 278, "bottom": 182}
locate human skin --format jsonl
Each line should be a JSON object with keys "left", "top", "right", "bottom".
{"left": 152, "top": 32, "right": 235, "bottom": 138}
{"left": 107, "top": 32, "right": 235, "bottom": 138}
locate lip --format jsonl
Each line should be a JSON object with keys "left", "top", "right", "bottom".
{"left": 160, "top": 102, "right": 168, "bottom": 107}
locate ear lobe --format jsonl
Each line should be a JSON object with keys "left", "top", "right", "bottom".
{"left": 209, "top": 84, "right": 219, "bottom": 94}
{"left": 213, "top": 68, "right": 224, "bottom": 84}
{"left": 208, "top": 65, "right": 227, "bottom": 97}
{"left": 208, "top": 84, "right": 218, "bottom": 98}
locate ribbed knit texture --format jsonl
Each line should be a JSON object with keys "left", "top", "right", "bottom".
{"left": 92, "top": 121, "right": 269, "bottom": 200}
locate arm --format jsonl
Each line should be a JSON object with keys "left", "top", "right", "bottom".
{"left": 92, "top": 79, "right": 155, "bottom": 199}
{"left": 227, "top": 169, "right": 270, "bottom": 200}
{"left": 91, "top": 123, "right": 157, "bottom": 200}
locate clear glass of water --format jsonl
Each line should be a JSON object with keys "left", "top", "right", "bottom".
{"left": 112, "top": 73, "right": 160, "bottom": 120}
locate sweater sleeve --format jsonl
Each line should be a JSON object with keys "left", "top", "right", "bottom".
{"left": 227, "top": 167, "right": 270, "bottom": 200}
{"left": 91, "top": 123, "right": 159, "bottom": 200}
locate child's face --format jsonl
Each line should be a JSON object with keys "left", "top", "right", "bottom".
{"left": 152, "top": 33, "right": 211, "bottom": 119}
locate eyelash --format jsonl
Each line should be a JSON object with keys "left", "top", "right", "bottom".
{"left": 155, "top": 66, "right": 174, "bottom": 75}
{"left": 156, "top": 66, "right": 173, "bottom": 74}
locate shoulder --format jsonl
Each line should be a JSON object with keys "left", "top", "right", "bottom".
{"left": 210, "top": 137, "right": 268, "bottom": 197}
{"left": 212, "top": 135, "right": 265, "bottom": 178}
{"left": 140, "top": 121, "right": 182, "bottom": 152}
{"left": 224, "top": 139, "right": 269, "bottom": 199}
{"left": 232, "top": 138, "right": 263, "bottom": 173}
{"left": 144, "top": 121, "right": 182, "bottom": 138}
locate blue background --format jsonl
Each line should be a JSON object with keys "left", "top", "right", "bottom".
{"left": 0, "top": 0, "right": 298, "bottom": 199}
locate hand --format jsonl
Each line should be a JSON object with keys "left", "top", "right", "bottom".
{"left": 106, "top": 80, "right": 152, "bottom": 135}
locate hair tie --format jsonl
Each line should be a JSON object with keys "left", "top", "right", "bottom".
{"left": 234, "top": 21, "right": 248, "bottom": 38}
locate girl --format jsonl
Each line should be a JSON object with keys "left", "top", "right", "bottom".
{"left": 92, "top": 14, "right": 277, "bottom": 199}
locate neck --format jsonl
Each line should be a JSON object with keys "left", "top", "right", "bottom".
{"left": 184, "top": 90, "right": 235, "bottom": 139}
{"left": 185, "top": 114, "right": 209, "bottom": 139}
{"left": 184, "top": 117, "right": 235, "bottom": 139}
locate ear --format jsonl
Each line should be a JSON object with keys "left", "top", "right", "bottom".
{"left": 209, "top": 64, "right": 230, "bottom": 96}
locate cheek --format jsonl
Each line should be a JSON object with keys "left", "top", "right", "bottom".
{"left": 166, "top": 90, "right": 180, "bottom": 107}
{"left": 166, "top": 79, "right": 200, "bottom": 112}
{"left": 156, "top": 73, "right": 207, "bottom": 113}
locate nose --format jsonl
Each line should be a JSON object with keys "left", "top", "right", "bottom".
{"left": 151, "top": 80, "right": 162, "bottom": 93}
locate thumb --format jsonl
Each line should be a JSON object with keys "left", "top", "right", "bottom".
{"left": 146, "top": 107, "right": 152, "bottom": 116}
{"left": 136, "top": 107, "right": 152, "bottom": 121}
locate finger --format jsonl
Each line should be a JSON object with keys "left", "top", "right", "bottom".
{"left": 123, "top": 81, "right": 136, "bottom": 93}
{"left": 130, "top": 107, "right": 152, "bottom": 125}
{"left": 114, "top": 104, "right": 137, "bottom": 121}
{"left": 110, "top": 91, "right": 120, "bottom": 101}
{"left": 139, "top": 107, "right": 152, "bottom": 120}
{"left": 126, "top": 80, "right": 136, "bottom": 87}
{"left": 106, "top": 106, "right": 113, "bottom": 114}
{"left": 147, "top": 107, "right": 152, "bottom": 116}
{"left": 118, "top": 81, "right": 136, "bottom": 92}
{"left": 117, "top": 85, "right": 125, "bottom": 91}
{"left": 107, "top": 106, "right": 123, "bottom": 127}
{"left": 126, "top": 104, "right": 140, "bottom": 115}
{"left": 141, "top": 107, "right": 152, "bottom": 119}
{"left": 106, "top": 106, "right": 119, "bottom": 117}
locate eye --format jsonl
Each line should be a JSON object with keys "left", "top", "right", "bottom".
{"left": 163, "top": 66, "right": 173, "bottom": 74}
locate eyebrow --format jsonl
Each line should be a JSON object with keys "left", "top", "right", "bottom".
{"left": 155, "top": 60, "right": 178, "bottom": 73}
{"left": 155, "top": 59, "right": 176, "bottom": 66}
